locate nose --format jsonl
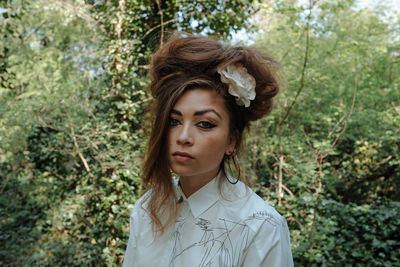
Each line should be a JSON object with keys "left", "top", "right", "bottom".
{"left": 176, "top": 124, "right": 193, "bottom": 146}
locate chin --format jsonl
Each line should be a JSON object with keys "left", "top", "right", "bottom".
{"left": 170, "top": 164, "right": 204, "bottom": 178}
{"left": 170, "top": 167, "right": 194, "bottom": 177}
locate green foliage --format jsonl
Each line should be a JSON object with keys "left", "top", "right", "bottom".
{"left": 1, "top": 0, "right": 399, "bottom": 266}
{"left": 249, "top": 0, "right": 400, "bottom": 266}
{"left": 293, "top": 200, "right": 400, "bottom": 266}
{"left": 0, "top": 0, "right": 259, "bottom": 265}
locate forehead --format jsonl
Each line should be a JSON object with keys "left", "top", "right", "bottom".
{"left": 173, "top": 88, "right": 228, "bottom": 116}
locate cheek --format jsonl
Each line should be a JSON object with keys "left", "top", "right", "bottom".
{"left": 202, "top": 134, "right": 230, "bottom": 157}
{"left": 167, "top": 130, "right": 174, "bottom": 151}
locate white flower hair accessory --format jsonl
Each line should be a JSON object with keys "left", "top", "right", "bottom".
{"left": 218, "top": 64, "right": 256, "bottom": 108}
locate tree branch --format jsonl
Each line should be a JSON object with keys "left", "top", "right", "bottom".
{"left": 279, "top": 0, "right": 314, "bottom": 126}
{"left": 282, "top": 183, "right": 295, "bottom": 197}
{"left": 142, "top": 18, "right": 178, "bottom": 40}
{"left": 112, "top": 0, "right": 126, "bottom": 87}
{"left": 129, "top": 97, "right": 152, "bottom": 107}
{"left": 309, "top": 157, "right": 323, "bottom": 254}
{"left": 392, "top": 102, "right": 400, "bottom": 116}
{"left": 301, "top": 127, "right": 313, "bottom": 150}
{"left": 327, "top": 112, "right": 346, "bottom": 139}
{"left": 155, "top": 0, "right": 164, "bottom": 46}
{"left": 278, "top": 155, "right": 284, "bottom": 206}
{"left": 329, "top": 72, "right": 358, "bottom": 151}
{"left": 69, "top": 121, "right": 91, "bottom": 173}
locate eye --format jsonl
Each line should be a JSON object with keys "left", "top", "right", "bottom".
{"left": 169, "top": 118, "right": 181, "bottom": 126}
{"left": 196, "top": 121, "right": 216, "bottom": 129}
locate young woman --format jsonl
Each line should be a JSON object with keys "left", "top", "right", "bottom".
{"left": 123, "top": 33, "right": 294, "bottom": 267}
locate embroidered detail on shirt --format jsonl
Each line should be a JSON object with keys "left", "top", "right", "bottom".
{"left": 195, "top": 218, "right": 211, "bottom": 231}
{"left": 168, "top": 214, "right": 273, "bottom": 267}
{"left": 249, "top": 210, "right": 281, "bottom": 227}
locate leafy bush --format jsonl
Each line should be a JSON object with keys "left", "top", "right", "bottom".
{"left": 292, "top": 200, "right": 400, "bottom": 266}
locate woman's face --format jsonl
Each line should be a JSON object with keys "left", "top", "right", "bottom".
{"left": 167, "top": 88, "right": 235, "bottom": 185}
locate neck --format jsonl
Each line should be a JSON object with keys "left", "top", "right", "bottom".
{"left": 179, "top": 170, "right": 219, "bottom": 198}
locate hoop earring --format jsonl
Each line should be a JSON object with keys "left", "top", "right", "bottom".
{"left": 226, "top": 153, "right": 240, "bottom": 184}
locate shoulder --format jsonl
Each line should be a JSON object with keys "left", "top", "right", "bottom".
{"left": 225, "top": 183, "right": 293, "bottom": 264}
{"left": 220, "top": 180, "right": 287, "bottom": 231}
{"left": 243, "top": 190, "right": 287, "bottom": 233}
{"left": 219, "top": 180, "right": 292, "bottom": 257}
{"left": 246, "top": 189, "right": 285, "bottom": 225}
{"left": 130, "top": 190, "right": 152, "bottom": 222}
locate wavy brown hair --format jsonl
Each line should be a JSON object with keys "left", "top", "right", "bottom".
{"left": 141, "top": 33, "right": 280, "bottom": 234}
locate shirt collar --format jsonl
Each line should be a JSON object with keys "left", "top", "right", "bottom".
{"left": 175, "top": 171, "right": 221, "bottom": 218}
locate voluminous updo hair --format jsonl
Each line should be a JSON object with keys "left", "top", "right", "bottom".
{"left": 141, "top": 32, "right": 279, "bottom": 234}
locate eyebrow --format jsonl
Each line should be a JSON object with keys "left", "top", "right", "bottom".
{"left": 171, "top": 109, "right": 222, "bottom": 119}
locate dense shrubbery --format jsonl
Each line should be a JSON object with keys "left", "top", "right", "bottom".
{"left": 293, "top": 200, "right": 400, "bottom": 266}
{"left": 1, "top": 0, "right": 399, "bottom": 266}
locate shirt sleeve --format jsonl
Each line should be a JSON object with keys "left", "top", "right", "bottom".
{"left": 241, "top": 216, "right": 294, "bottom": 267}
{"left": 122, "top": 208, "right": 138, "bottom": 267}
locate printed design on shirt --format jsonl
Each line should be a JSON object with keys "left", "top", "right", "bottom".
{"left": 169, "top": 211, "right": 276, "bottom": 267}
{"left": 250, "top": 210, "right": 280, "bottom": 227}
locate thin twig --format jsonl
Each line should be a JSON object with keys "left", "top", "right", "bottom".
{"left": 136, "top": 64, "right": 150, "bottom": 69}
{"left": 327, "top": 114, "right": 346, "bottom": 139}
{"left": 69, "top": 122, "right": 91, "bottom": 173}
{"left": 282, "top": 165, "right": 296, "bottom": 176}
{"left": 278, "top": 155, "right": 284, "bottom": 206}
{"left": 309, "top": 166, "right": 322, "bottom": 253}
{"left": 116, "top": 0, "right": 126, "bottom": 39}
{"left": 0, "top": 171, "right": 14, "bottom": 194}
{"left": 37, "top": 118, "right": 60, "bottom": 131}
{"left": 330, "top": 72, "right": 358, "bottom": 150}
{"left": 112, "top": 0, "right": 126, "bottom": 87}
{"left": 277, "top": 123, "right": 284, "bottom": 207}
{"left": 392, "top": 102, "right": 400, "bottom": 116}
{"left": 294, "top": 217, "right": 305, "bottom": 228}
{"left": 282, "top": 183, "right": 295, "bottom": 197}
{"left": 301, "top": 128, "right": 313, "bottom": 150}
{"left": 142, "top": 18, "right": 177, "bottom": 40}
{"left": 279, "top": 0, "right": 314, "bottom": 126}
{"left": 129, "top": 97, "right": 152, "bottom": 107}
{"left": 155, "top": 0, "right": 164, "bottom": 46}
{"left": 376, "top": 155, "right": 393, "bottom": 167}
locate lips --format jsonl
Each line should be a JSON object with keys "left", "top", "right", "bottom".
{"left": 172, "top": 151, "right": 194, "bottom": 162}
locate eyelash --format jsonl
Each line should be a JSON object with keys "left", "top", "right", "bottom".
{"left": 169, "top": 118, "right": 180, "bottom": 127}
{"left": 169, "top": 118, "right": 216, "bottom": 129}
{"left": 196, "top": 121, "right": 216, "bottom": 129}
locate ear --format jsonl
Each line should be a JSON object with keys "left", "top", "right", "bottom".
{"left": 225, "top": 133, "right": 237, "bottom": 156}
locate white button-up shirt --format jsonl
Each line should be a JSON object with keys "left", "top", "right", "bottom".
{"left": 123, "top": 173, "right": 294, "bottom": 267}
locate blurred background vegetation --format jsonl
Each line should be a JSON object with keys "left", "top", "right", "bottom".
{"left": 0, "top": 0, "right": 399, "bottom": 266}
